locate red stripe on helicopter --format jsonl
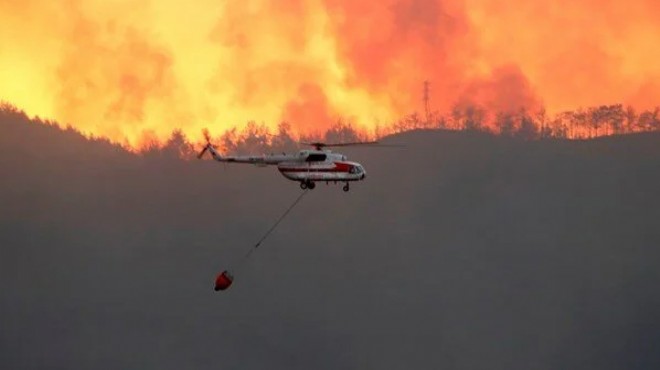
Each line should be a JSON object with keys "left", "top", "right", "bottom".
{"left": 278, "top": 168, "right": 349, "bottom": 173}
{"left": 278, "top": 162, "right": 352, "bottom": 173}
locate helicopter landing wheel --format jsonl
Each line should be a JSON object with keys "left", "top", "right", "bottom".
{"left": 343, "top": 183, "right": 350, "bottom": 192}
{"left": 308, "top": 181, "right": 316, "bottom": 190}
{"left": 300, "top": 181, "right": 308, "bottom": 190}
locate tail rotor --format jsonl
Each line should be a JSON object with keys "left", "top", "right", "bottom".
{"left": 197, "top": 129, "right": 213, "bottom": 159}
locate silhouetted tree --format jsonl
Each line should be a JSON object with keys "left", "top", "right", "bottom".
{"left": 393, "top": 112, "right": 423, "bottom": 133}
{"left": 324, "top": 119, "right": 362, "bottom": 143}
{"left": 535, "top": 109, "right": 552, "bottom": 138}
{"left": 625, "top": 106, "right": 637, "bottom": 133}
{"left": 608, "top": 104, "right": 625, "bottom": 135}
{"left": 270, "top": 121, "right": 297, "bottom": 153}
{"left": 236, "top": 121, "right": 270, "bottom": 153}
{"left": 433, "top": 114, "right": 450, "bottom": 130}
{"left": 515, "top": 110, "right": 539, "bottom": 140}
{"left": 637, "top": 109, "right": 658, "bottom": 132}
{"left": 552, "top": 114, "right": 570, "bottom": 138}
{"left": 651, "top": 107, "right": 660, "bottom": 131}
{"left": 452, "top": 104, "right": 485, "bottom": 131}
{"left": 220, "top": 127, "right": 239, "bottom": 153}
{"left": 564, "top": 109, "right": 589, "bottom": 138}
{"left": 162, "top": 129, "right": 194, "bottom": 159}
{"left": 373, "top": 122, "right": 393, "bottom": 140}
{"left": 589, "top": 106, "right": 604, "bottom": 137}
{"left": 138, "top": 130, "right": 161, "bottom": 154}
{"left": 496, "top": 112, "right": 516, "bottom": 136}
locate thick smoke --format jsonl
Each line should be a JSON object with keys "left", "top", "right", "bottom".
{"left": 0, "top": 0, "right": 657, "bottom": 146}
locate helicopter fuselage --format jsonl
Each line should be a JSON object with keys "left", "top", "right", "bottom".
{"left": 277, "top": 159, "right": 366, "bottom": 183}
{"left": 205, "top": 147, "right": 366, "bottom": 191}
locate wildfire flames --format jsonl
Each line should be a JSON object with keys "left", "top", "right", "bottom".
{"left": 1, "top": 0, "right": 658, "bottom": 148}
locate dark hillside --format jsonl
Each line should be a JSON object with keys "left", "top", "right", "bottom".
{"left": 2, "top": 113, "right": 660, "bottom": 369}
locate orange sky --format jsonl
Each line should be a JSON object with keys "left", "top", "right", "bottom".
{"left": 1, "top": 0, "right": 658, "bottom": 147}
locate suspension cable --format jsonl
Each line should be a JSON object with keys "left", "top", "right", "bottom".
{"left": 240, "top": 189, "right": 309, "bottom": 262}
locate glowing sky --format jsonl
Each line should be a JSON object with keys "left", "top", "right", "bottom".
{"left": 1, "top": 0, "right": 658, "bottom": 146}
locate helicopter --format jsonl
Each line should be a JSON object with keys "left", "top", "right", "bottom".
{"left": 197, "top": 132, "right": 379, "bottom": 192}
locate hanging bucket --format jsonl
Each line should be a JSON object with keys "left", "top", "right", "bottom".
{"left": 214, "top": 270, "right": 234, "bottom": 291}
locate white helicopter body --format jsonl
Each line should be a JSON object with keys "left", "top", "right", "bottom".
{"left": 199, "top": 142, "right": 367, "bottom": 191}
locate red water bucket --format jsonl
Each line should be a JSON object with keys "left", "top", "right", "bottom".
{"left": 214, "top": 270, "right": 234, "bottom": 291}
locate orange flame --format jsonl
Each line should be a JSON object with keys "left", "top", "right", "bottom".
{"left": 1, "top": 0, "right": 658, "bottom": 148}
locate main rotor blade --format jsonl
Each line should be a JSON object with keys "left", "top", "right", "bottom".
{"left": 321, "top": 141, "right": 380, "bottom": 147}
{"left": 299, "top": 141, "right": 377, "bottom": 148}
{"left": 300, "top": 141, "right": 404, "bottom": 149}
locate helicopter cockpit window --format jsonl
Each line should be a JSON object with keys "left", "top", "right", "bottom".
{"left": 351, "top": 165, "right": 363, "bottom": 174}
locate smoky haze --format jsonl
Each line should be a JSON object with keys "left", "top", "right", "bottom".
{"left": 1, "top": 110, "right": 660, "bottom": 369}
{"left": 1, "top": 0, "right": 659, "bottom": 144}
